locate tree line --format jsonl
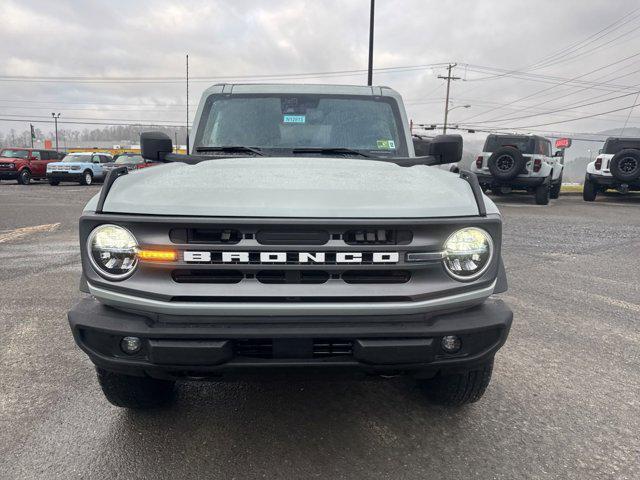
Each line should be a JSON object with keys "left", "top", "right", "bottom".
{"left": 0, "top": 125, "right": 188, "bottom": 148}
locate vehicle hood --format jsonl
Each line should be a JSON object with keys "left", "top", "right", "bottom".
{"left": 48, "top": 161, "right": 89, "bottom": 167}
{"left": 0, "top": 157, "right": 17, "bottom": 163}
{"left": 86, "top": 157, "right": 498, "bottom": 218}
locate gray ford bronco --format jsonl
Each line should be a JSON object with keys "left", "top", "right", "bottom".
{"left": 68, "top": 84, "right": 513, "bottom": 409}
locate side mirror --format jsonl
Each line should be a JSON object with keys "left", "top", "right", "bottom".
{"left": 427, "top": 134, "right": 463, "bottom": 164}
{"left": 412, "top": 136, "right": 432, "bottom": 157}
{"left": 141, "top": 131, "right": 173, "bottom": 161}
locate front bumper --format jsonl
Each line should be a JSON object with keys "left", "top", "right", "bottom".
{"left": 0, "top": 171, "right": 18, "bottom": 180}
{"left": 68, "top": 297, "right": 513, "bottom": 379}
{"left": 475, "top": 172, "right": 546, "bottom": 189}
{"left": 47, "top": 172, "right": 84, "bottom": 182}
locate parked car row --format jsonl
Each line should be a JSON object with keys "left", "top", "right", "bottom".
{"left": 413, "top": 133, "right": 640, "bottom": 204}
{"left": 0, "top": 148, "right": 160, "bottom": 186}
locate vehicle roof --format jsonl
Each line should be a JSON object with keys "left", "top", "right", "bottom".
{"left": 65, "top": 151, "right": 112, "bottom": 156}
{"left": 486, "top": 133, "right": 548, "bottom": 141}
{"left": 200, "top": 83, "right": 402, "bottom": 99}
{"left": 604, "top": 136, "right": 640, "bottom": 142}
{"left": 1, "top": 147, "right": 59, "bottom": 150}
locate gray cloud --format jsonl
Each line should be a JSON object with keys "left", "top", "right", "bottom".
{"left": 1, "top": 0, "right": 639, "bottom": 142}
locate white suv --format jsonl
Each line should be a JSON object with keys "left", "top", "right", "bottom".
{"left": 584, "top": 137, "right": 640, "bottom": 201}
{"left": 471, "top": 134, "right": 564, "bottom": 205}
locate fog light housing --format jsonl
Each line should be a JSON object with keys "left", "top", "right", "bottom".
{"left": 120, "top": 336, "right": 142, "bottom": 355}
{"left": 441, "top": 335, "right": 461, "bottom": 353}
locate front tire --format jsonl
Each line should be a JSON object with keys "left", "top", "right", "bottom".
{"left": 534, "top": 181, "right": 550, "bottom": 205}
{"left": 583, "top": 175, "right": 597, "bottom": 202}
{"left": 80, "top": 170, "right": 93, "bottom": 186}
{"left": 96, "top": 368, "right": 175, "bottom": 409}
{"left": 18, "top": 169, "right": 31, "bottom": 185}
{"left": 48, "top": 179, "right": 59, "bottom": 186}
{"left": 419, "top": 360, "right": 494, "bottom": 406}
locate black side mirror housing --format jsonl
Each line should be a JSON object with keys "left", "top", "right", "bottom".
{"left": 141, "top": 131, "right": 173, "bottom": 161}
{"left": 427, "top": 134, "right": 463, "bottom": 164}
{"left": 412, "top": 135, "right": 432, "bottom": 157}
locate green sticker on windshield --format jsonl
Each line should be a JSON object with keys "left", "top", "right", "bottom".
{"left": 377, "top": 140, "right": 396, "bottom": 149}
{"left": 283, "top": 114, "right": 306, "bottom": 124}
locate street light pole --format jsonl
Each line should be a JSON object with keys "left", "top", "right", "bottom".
{"left": 367, "top": 0, "right": 375, "bottom": 86}
{"left": 51, "top": 113, "right": 61, "bottom": 151}
{"left": 438, "top": 64, "right": 460, "bottom": 134}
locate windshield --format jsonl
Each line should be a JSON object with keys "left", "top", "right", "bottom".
{"left": 62, "top": 154, "right": 91, "bottom": 163}
{"left": 194, "top": 94, "right": 408, "bottom": 156}
{"left": 115, "top": 155, "right": 144, "bottom": 164}
{"left": 602, "top": 138, "right": 640, "bottom": 155}
{"left": 0, "top": 149, "right": 29, "bottom": 159}
{"left": 483, "top": 135, "right": 535, "bottom": 154}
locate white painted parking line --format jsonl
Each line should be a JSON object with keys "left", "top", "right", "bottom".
{"left": 0, "top": 223, "right": 61, "bottom": 244}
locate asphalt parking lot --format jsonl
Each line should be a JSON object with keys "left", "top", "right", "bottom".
{"left": 0, "top": 182, "right": 638, "bottom": 480}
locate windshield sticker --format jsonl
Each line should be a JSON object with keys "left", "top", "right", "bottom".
{"left": 283, "top": 114, "right": 306, "bottom": 124}
{"left": 377, "top": 140, "right": 396, "bottom": 149}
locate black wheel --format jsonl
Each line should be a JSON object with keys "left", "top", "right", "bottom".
{"left": 610, "top": 149, "right": 640, "bottom": 182}
{"left": 18, "top": 169, "right": 31, "bottom": 185}
{"left": 80, "top": 170, "right": 93, "bottom": 186}
{"left": 534, "top": 181, "right": 550, "bottom": 205}
{"left": 48, "top": 179, "right": 60, "bottom": 186}
{"left": 96, "top": 368, "right": 175, "bottom": 409}
{"left": 550, "top": 173, "right": 562, "bottom": 199}
{"left": 487, "top": 147, "right": 525, "bottom": 181}
{"left": 419, "top": 360, "right": 494, "bottom": 406}
{"left": 583, "top": 175, "right": 597, "bottom": 202}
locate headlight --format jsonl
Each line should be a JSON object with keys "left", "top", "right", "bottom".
{"left": 87, "top": 224, "right": 138, "bottom": 280}
{"left": 443, "top": 227, "right": 493, "bottom": 281}
{"left": 70, "top": 165, "right": 81, "bottom": 170}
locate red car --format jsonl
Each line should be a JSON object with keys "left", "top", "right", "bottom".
{"left": 0, "top": 148, "right": 63, "bottom": 185}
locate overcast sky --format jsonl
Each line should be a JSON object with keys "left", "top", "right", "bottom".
{"left": 1, "top": 0, "right": 640, "bottom": 143}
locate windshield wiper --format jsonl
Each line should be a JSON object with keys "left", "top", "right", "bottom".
{"left": 196, "top": 146, "right": 265, "bottom": 156}
{"left": 291, "top": 147, "right": 372, "bottom": 158}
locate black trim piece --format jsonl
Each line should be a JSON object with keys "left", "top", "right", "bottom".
{"left": 459, "top": 170, "right": 487, "bottom": 217}
{"left": 95, "top": 166, "right": 128, "bottom": 214}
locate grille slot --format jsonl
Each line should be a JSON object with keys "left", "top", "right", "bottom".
{"left": 256, "top": 270, "right": 329, "bottom": 284}
{"left": 170, "top": 228, "right": 241, "bottom": 244}
{"left": 313, "top": 339, "right": 353, "bottom": 357}
{"left": 342, "top": 270, "right": 411, "bottom": 284}
{"left": 235, "top": 339, "right": 274, "bottom": 358}
{"left": 172, "top": 269, "right": 243, "bottom": 284}
{"left": 344, "top": 229, "right": 412, "bottom": 245}
{"left": 256, "top": 230, "right": 329, "bottom": 245}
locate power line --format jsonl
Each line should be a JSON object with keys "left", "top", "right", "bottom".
{"left": 460, "top": 51, "right": 640, "bottom": 123}
{"left": 462, "top": 89, "right": 640, "bottom": 125}
{"left": 0, "top": 63, "right": 451, "bottom": 84}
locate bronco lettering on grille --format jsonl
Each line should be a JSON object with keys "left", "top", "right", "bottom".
{"left": 183, "top": 251, "right": 400, "bottom": 264}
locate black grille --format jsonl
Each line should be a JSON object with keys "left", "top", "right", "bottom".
{"left": 256, "top": 270, "right": 329, "bottom": 284}
{"left": 234, "top": 338, "right": 353, "bottom": 359}
{"left": 344, "top": 229, "right": 412, "bottom": 245}
{"left": 172, "top": 269, "right": 243, "bottom": 284}
{"left": 256, "top": 230, "right": 329, "bottom": 245}
{"left": 235, "top": 339, "right": 274, "bottom": 358}
{"left": 170, "top": 228, "right": 242, "bottom": 244}
{"left": 312, "top": 339, "right": 353, "bottom": 357}
{"left": 342, "top": 270, "right": 411, "bottom": 284}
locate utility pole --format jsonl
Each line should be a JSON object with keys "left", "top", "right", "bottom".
{"left": 51, "top": 113, "right": 61, "bottom": 151}
{"left": 30, "top": 124, "right": 35, "bottom": 148}
{"left": 367, "top": 0, "right": 375, "bottom": 86}
{"left": 438, "top": 64, "right": 460, "bottom": 134}
{"left": 186, "top": 54, "right": 190, "bottom": 154}
{"left": 174, "top": 131, "right": 178, "bottom": 153}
